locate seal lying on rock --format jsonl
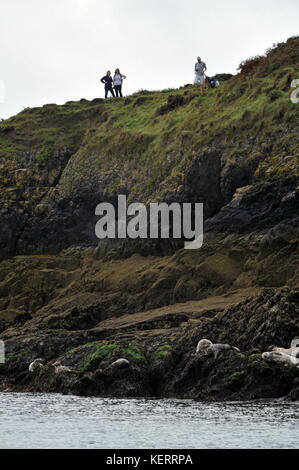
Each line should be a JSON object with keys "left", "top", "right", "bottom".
{"left": 196, "top": 339, "right": 240, "bottom": 359}
{"left": 111, "top": 359, "right": 130, "bottom": 369}
{"left": 262, "top": 351, "right": 299, "bottom": 367}
{"left": 29, "top": 359, "right": 44, "bottom": 373}
{"left": 52, "top": 361, "right": 72, "bottom": 374}
{"left": 207, "top": 344, "right": 241, "bottom": 360}
{"left": 196, "top": 339, "right": 213, "bottom": 354}
{"left": 271, "top": 347, "right": 299, "bottom": 358}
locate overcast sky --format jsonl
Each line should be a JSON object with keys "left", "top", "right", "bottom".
{"left": 0, "top": 0, "right": 298, "bottom": 119}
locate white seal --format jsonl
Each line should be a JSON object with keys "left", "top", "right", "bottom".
{"left": 262, "top": 351, "right": 299, "bottom": 367}
{"left": 196, "top": 339, "right": 213, "bottom": 354}
{"left": 271, "top": 347, "right": 299, "bottom": 358}
{"left": 111, "top": 358, "right": 130, "bottom": 369}
{"left": 291, "top": 338, "right": 299, "bottom": 349}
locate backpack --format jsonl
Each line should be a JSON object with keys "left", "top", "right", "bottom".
{"left": 209, "top": 78, "right": 220, "bottom": 89}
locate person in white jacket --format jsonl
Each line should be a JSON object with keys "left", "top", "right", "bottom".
{"left": 194, "top": 57, "right": 207, "bottom": 96}
{"left": 113, "top": 69, "right": 127, "bottom": 98}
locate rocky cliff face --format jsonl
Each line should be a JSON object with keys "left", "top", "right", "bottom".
{"left": 0, "top": 37, "right": 298, "bottom": 400}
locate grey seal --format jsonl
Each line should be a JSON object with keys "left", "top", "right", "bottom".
{"left": 196, "top": 339, "right": 213, "bottom": 354}
{"left": 291, "top": 338, "right": 299, "bottom": 349}
{"left": 262, "top": 351, "right": 299, "bottom": 367}
{"left": 208, "top": 344, "right": 241, "bottom": 359}
{"left": 271, "top": 347, "right": 299, "bottom": 358}
{"left": 29, "top": 358, "right": 44, "bottom": 373}
{"left": 52, "top": 361, "right": 72, "bottom": 374}
{"left": 111, "top": 358, "right": 130, "bottom": 369}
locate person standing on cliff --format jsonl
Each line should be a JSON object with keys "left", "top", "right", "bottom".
{"left": 113, "top": 69, "right": 127, "bottom": 98}
{"left": 101, "top": 71, "right": 115, "bottom": 99}
{"left": 194, "top": 57, "right": 207, "bottom": 96}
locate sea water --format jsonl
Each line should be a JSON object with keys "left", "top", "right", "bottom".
{"left": 0, "top": 393, "right": 298, "bottom": 449}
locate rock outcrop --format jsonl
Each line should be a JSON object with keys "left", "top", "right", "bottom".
{"left": 0, "top": 37, "right": 298, "bottom": 400}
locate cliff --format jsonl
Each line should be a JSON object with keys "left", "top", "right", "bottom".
{"left": 0, "top": 37, "right": 298, "bottom": 400}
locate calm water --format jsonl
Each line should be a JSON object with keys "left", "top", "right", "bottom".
{"left": 0, "top": 393, "right": 298, "bottom": 449}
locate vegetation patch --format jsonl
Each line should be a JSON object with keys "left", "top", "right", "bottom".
{"left": 152, "top": 343, "right": 173, "bottom": 362}
{"left": 123, "top": 343, "right": 146, "bottom": 362}
{"left": 249, "top": 354, "right": 263, "bottom": 361}
{"left": 229, "top": 371, "right": 246, "bottom": 381}
{"left": 82, "top": 344, "right": 120, "bottom": 371}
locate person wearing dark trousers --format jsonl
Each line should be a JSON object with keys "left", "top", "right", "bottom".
{"left": 113, "top": 68, "right": 127, "bottom": 98}
{"left": 101, "top": 71, "right": 115, "bottom": 99}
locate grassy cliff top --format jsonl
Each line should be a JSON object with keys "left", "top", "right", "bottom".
{"left": 0, "top": 36, "right": 298, "bottom": 202}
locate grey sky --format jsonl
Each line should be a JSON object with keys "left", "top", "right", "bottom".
{"left": 0, "top": 0, "right": 298, "bottom": 119}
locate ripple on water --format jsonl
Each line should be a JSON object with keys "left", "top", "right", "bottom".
{"left": 0, "top": 393, "right": 298, "bottom": 449}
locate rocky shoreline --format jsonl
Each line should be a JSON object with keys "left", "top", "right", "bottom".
{"left": 0, "top": 37, "right": 298, "bottom": 401}
{"left": 1, "top": 288, "right": 299, "bottom": 401}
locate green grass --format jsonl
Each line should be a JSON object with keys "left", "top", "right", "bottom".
{"left": 228, "top": 371, "right": 246, "bottom": 381}
{"left": 152, "top": 343, "right": 173, "bottom": 362}
{"left": 249, "top": 354, "right": 262, "bottom": 361}
{"left": 123, "top": 343, "right": 146, "bottom": 362}
{"left": 80, "top": 344, "right": 120, "bottom": 371}
{"left": 69, "top": 342, "right": 146, "bottom": 371}
{"left": 0, "top": 36, "right": 298, "bottom": 203}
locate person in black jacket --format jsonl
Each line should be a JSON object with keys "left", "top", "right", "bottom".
{"left": 101, "top": 71, "right": 115, "bottom": 99}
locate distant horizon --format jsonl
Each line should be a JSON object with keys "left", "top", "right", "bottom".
{"left": 0, "top": 0, "right": 298, "bottom": 120}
